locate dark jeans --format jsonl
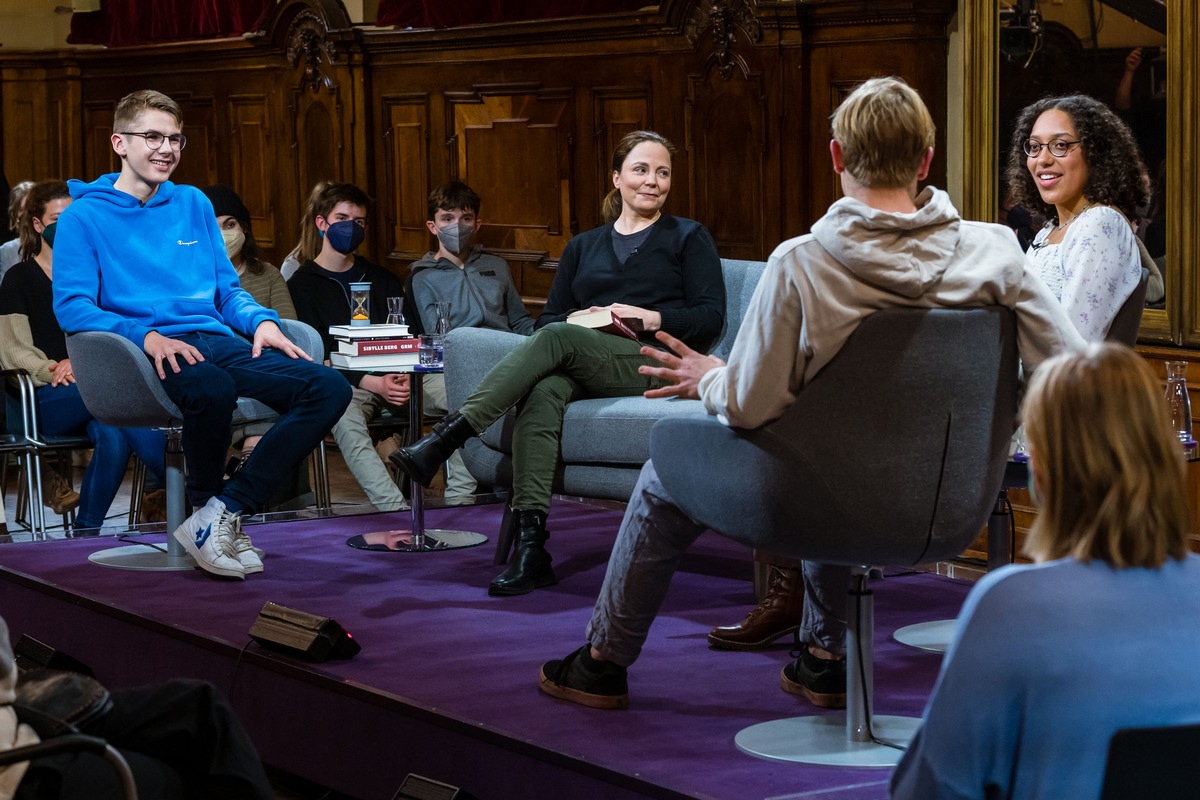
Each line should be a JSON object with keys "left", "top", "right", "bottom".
{"left": 156, "top": 333, "right": 350, "bottom": 513}
{"left": 17, "top": 679, "right": 273, "bottom": 800}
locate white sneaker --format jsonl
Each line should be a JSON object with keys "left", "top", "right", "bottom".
{"left": 171, "top": 497, "right": 245, "bottom": 579}
{"left": 231, "top": 518, "right": 264, "bottom": 574}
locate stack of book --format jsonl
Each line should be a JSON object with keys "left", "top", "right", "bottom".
{"left": 328, "top": 324, "right": 419, "bottom": 369}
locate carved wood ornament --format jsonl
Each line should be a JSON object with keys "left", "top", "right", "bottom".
{"left": 286, "top": 10, "right": 338, "bottom": 93}
{"left": 685, "top": 0, "right": 763, "bottom": 80}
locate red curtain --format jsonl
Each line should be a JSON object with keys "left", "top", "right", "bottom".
{"left": 376, "top": 0, "right": 648, "bottom": 29}
{"left": 68, "top": 0, "right": 647, "bottom": 46}
{"left": 69, "top": 0, "right": 274, "bottom": 47}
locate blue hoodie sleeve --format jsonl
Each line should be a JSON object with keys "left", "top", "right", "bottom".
{"left": 52, "top": 198, "right": 156, "bottom": 345}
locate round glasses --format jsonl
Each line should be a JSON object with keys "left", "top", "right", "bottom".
{"left": 120, "top": 130, "right": 187, "bottom": 151}
{"left": 1023, "top": 138, "right": 1080, "bottom": 158}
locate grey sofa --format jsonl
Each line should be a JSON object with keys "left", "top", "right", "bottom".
{"left": 442, "top": 258, "right": 766, "bottom": 505}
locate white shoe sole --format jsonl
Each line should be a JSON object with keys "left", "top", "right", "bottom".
{"left": 172, "top": 526, "right": 245, "bottom": 580}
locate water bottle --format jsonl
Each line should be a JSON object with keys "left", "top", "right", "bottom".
{"left": 1165, "top": 361, "right": 1196, "bottom": 458}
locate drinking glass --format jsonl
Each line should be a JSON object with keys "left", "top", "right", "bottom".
{"left": 386, "top": 297, "right": 405, "bottom": 326}
{"left": 418, "top": 334, "right": 444, "bottom": 368}
{"left": 433, "top": 301, "right": 452, "bottom": 336}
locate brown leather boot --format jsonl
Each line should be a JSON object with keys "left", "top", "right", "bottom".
{"left": 43, "top": 470, "right": 80, "bottom": 516}
{"left": 708, "top": 565, "right": 804, "bottom": 650}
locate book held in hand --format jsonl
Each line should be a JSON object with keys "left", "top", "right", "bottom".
{"left": 336, "top": 337, "right": 420, "bottom": 356}
{"left": 565, "top": 309, "right": 642, "bottom": 341}
{"left": 330, "top": 351, "right": 421, "bottom": 369}
{"left": 328, "top": 323, "right": 410, "bottom": 339}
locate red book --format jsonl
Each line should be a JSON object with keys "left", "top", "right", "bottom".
{"left": 336, "top": 338, "right": 420, "bottom": 356}
{"left": 566, "top": 309, "right": 642, "bottom": 341}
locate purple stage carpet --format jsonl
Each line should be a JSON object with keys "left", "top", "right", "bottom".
{"left": 0, "top": 499, "right": 972, "bottom": 800}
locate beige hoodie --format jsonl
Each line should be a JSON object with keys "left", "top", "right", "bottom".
{"left": 698, "top": 187, "right": 1086, "bottom": 429}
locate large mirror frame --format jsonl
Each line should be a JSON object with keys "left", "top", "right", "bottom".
{"left": 960, "top": 0, "right": 1191, "bottom": 346}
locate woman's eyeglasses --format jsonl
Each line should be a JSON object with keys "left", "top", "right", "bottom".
{"left": 1023, "top": 138, "right": 1080, "bottom": 158}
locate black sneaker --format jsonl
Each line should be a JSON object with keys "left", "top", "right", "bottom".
{"left": 781, "top": 647, "right": 847, "bottom": 709}
{"left": 539, "top": 645, "right": 629, "bottom": 709}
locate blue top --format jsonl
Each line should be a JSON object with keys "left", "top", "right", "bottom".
{"left": 891, "top": 555, "right": 1200, "bottom": 800}
{"left": 52, "top": 173, "right": 278, "bottom": 346}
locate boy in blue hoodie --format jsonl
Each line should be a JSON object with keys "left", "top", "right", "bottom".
{"left": 53, "top": 90, "right": 350, "bottom": 580}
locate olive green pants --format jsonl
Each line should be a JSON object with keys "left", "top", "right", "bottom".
{"left": 458, "top": 321, "right": 665, "bottom": 513}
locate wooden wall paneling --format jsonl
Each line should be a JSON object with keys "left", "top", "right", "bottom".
{"left": 290, "top": 86, "right": 341, "bottom": 245}
{"left": 448, "top": 85, "right": 575, "bottom": 262}
{"left": 6, "top": 94, "right": 36, "bottom": 182}
{"left": 686, "top": 63, "right": 769, "bottom": 260}
{"left": 1, "top": 63, "right": 82, "bottom": 183}
{"left": 228, "top": 95, "right": 276, "bottom": 250}
{"left": 83, "top": 102, "right": 120, "bottom": 181}
{"left": 591, "top": 85, "right": 651, "bottom": 231}
{"left": 380, "top": 93, "right": 431, "bottom": 268}
{"left": 168, "top": 95, "right": 216, "bottom": 191}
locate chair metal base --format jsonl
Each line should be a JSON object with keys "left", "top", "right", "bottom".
{"left": 88, "top": 543, "right": 195, "bottom": 571}
{"left": 735, "top": 714, "right": 920, "bottom": 767}
{"left": 346, "top": 529, "right": 487, "bottom": 552}
{"left": 892, "top": 619, "right": 957, "bottom": 653}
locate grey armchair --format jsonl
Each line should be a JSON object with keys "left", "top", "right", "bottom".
{"left": 649, "top": 307, "right": 1019, "bottom": 765}
{"left": 65, "top": 319, "right": 328, "bottom": 569}
{"left": 443, "top": 258, "right": 767, "bottom": 561}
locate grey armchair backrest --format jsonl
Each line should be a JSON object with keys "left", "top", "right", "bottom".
{"left": 66, "top": 319, "right": 323, "bottom": 429}
{"left": 649, "top": 307, "right": 1019, "bottom": 567}
{"left": 1105, "top": 268, "right": 1149, "bottom": 347}
{"left": 711, "top": 259, "right": 767, "bottom": 361}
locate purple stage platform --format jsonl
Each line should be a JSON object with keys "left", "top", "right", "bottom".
{"left": 0, "top": 499, "right": 971, "bottom": 800}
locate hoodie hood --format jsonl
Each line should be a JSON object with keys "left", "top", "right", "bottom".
{"left": 408, "top": 246, "right": 485, "bottom": 275}
{"left": 68, "top": 172, "right": 177, "bottom": 208}
{"left": 810, "top": 186, "right": 961, "bottom": 299}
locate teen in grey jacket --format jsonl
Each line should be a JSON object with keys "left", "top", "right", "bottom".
{"left": 409, "top": 248, "right": 535, "bottom": 335}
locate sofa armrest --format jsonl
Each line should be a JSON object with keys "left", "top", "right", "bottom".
{"left": 442, "top": 327, "right": 527, "bottom": 411}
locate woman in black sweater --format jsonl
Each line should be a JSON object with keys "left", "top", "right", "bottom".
{"left": 392, "top": 130, "right": 725, "bottom": 596}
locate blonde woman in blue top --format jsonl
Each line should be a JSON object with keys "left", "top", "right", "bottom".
{"left": 892, "top": 343, "right": 1200, "bottom": 799}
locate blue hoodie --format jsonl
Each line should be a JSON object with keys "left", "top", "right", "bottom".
{"left": 52, "top": 173, "right": 279, "bottom": 346}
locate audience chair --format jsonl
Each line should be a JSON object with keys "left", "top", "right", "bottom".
{"left": 0, "top": 429, "right": 42, "bottom": 542}
{"left": 66, "top": 320, "right": 330, "bottom": 570}
{"left": 1100, "top": 723, "right": 1200, "bottom": 800}
{"left": 894, "top": 269, "right": 1150, "bottom": 652}
{"left": 0, "top": 703, "right": 138, "bottom": 800}
{"left": 649, "top": 308, "right": 1019, "bottom": 766}
{"left": 2, "top": 369, "right": 92, "bottom": 536}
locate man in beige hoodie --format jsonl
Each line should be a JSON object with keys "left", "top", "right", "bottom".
{"left": 537, "top": 77, "right": 1086, "bottom": 710}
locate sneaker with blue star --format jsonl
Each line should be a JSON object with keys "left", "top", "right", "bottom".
{"left": 172, "top": 497, "right": 245, "bottom": 579}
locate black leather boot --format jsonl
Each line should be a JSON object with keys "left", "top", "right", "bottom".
{"left": 488, "top": 509, "right": 558, "bottom": 596}
{"left": 389, "top": 412, "right": 476, "bottom": 487}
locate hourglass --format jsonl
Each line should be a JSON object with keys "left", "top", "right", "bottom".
{"left": 349, "top": 281, "right": 371, "bottom": 327}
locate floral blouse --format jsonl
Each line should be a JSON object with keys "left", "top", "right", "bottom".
{"left": 1025, "top": 205, "right": 1140, "bottom": 342}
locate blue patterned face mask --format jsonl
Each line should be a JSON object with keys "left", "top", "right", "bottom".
{"left": 326, "top": 220, "right": 365, "bottom": 254}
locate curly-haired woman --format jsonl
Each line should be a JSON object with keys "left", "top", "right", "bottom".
{"left": 1005, "top": 94, "right": 1149, "bottom": 341}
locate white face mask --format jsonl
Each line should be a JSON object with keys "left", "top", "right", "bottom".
{"left": 221, "top": 227, "right": 245, "bottom": 261}
{"left": 436, "top": 222, "right": 475, "bottom": 254}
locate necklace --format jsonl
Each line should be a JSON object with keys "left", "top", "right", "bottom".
{"left": 1050, "top": 202, "right": 1094, "bottom": 233}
